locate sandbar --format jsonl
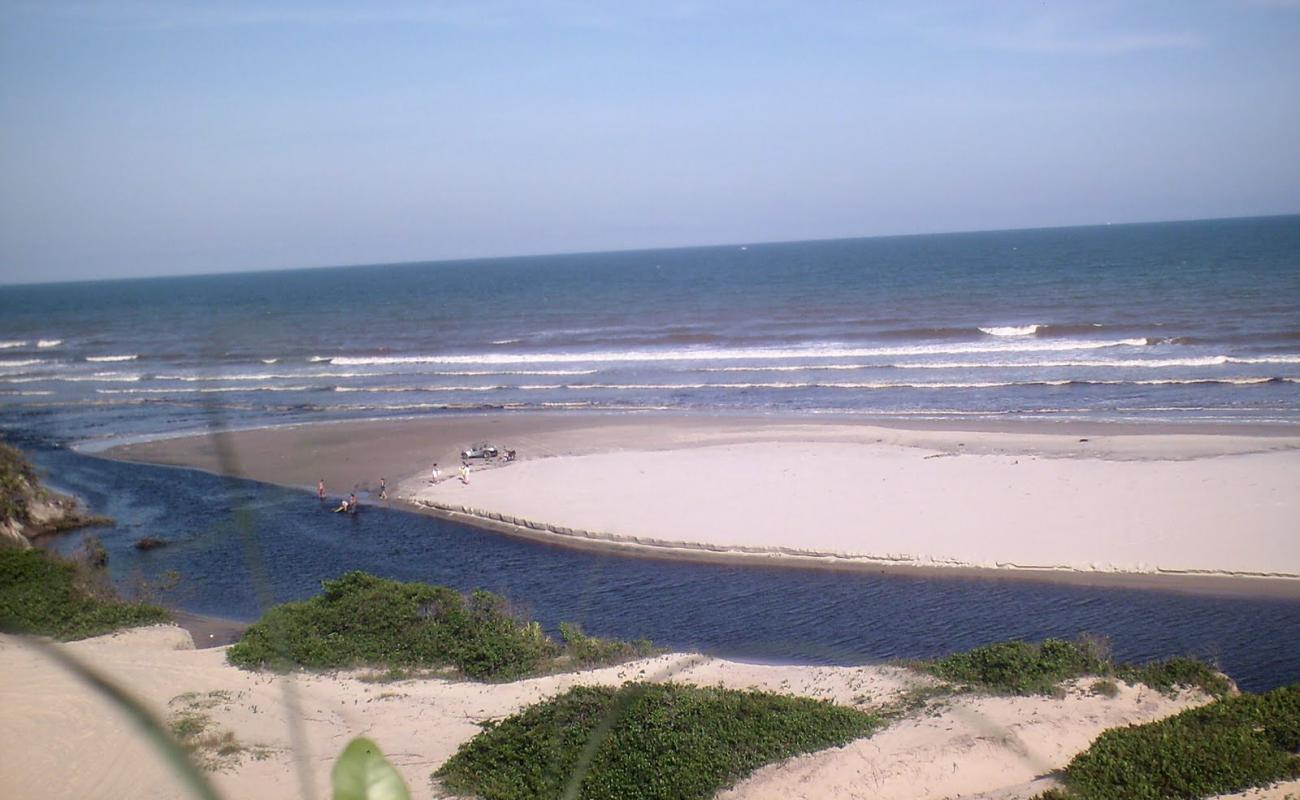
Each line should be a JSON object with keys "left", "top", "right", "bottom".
{"left": 102, "top": 412, "right": 1300, "bottom": 596}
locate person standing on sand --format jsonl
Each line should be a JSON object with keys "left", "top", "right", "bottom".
{"left": 460, "top": 463, "right": 470, "bottom": 484}
{"left": 378, "top": 477, "right": 387, "bottom": 500}
{"left": 318, "top": 479, "right": 326, "bottom": 502}
{"left": 431, "top": 463, "right": 440, "bottom": 484}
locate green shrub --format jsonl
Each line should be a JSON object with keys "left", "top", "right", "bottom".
{"left": 1118, "top": 657, "right": 1233, "bottom": 699}
{"left": 560, "top": 622, "right": 655, "bottom": 667}
{"left": 227, "top": 572, "right": 651, "bottom": 681}
{"left": 0, "top": 548, "right": 169, "bottom": 640}
{"left": 435, "top": 682, "right": 879, "bottom": 800}
{"left": 917, "top": 638, "right": 1232, "bottom": 699}
{"left": 1062, "top": 684, "right": 1300, "bottom": 799}
{"left": 920, "top": 638, "right": 1111, "bottom": 695}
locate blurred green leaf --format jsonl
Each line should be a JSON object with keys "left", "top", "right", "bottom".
{"left": 332, "top": 737, "right": 410, "bottom": 800}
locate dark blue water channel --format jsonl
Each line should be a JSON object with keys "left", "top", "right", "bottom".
{"left": 32, "top": 446, "right": 1300, "bottom": 694}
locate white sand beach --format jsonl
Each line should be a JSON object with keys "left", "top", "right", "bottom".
{"left": 408, "top": 438, "right": 1300, "bottom": 581}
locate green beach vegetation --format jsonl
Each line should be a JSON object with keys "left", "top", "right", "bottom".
{"left": 1037, "top": 683, "right": 1300, "bottom": 800}
{"left": 166, "top": 690, "right": 274, "bottom": 772}
{"left": 916, "top": 637, "right": 1232, "bottom": 698}
{"left": 226, "top": 571, "right": 655, "bottom": 680}
{"left": 917, "top": 638, "right": 1300, "bottom": 800}
{"left": 1, "top": 440, "right": 165, "bottom": 639}
{"left": 1, "top": 440, "right": 111, "bottom": 546}
{"left": 0, "top": 546, "right": 170, "bottom": 640}
{"left": 0, "top": 440, "right": 43, "bottom": 528}
{"left": 434, "top": 682, "right": 879, "bottom": 800}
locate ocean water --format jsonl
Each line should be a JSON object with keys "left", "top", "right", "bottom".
{"left": 4, "top": 216, "right": 1300, "bottom": 690}
{"left": 2, "top": 215, "right": 1299, "bottom": 446}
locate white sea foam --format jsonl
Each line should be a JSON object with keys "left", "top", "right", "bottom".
{"left": 333, "top": 384, "right": 561, "bottom": 393}
{"left": 86, "top": 354, "right": 138, "bottom": 362}
{"left": 979, "top": 325, "right": 1042, "bottom": 336}
{"left": 308, "top": 356, "right": 330, "bottom": 362}
{"left": 322, "top": 339, "right": 1150, "bottom": 367}
{"left": 1234, "top": 355, "right": 1300, "bottom": 365}
{"left": 491, "top": 339, "right": 522, "bottom": 345}
{"left": 0, "top": 390, "right": 53, "bottom": 396}
{"left": 261, "top": 358, "right": 279, "bottom": 364}
{"left": 699, "top": 364, "right": 867, "bottom": 373}
{"left": 565, "top": 381, "right": 1064, "bottom": 390}
{"left": 329, "top": 377, "right": 1295, "bottom": 393}
{"left": 0, "top": 359, "right": 44, "bottom": 368}
{"left": 0, "top": 341, "right": 28, "bottom": 349}
{"left": 891, "top": 356, "right": 1291, "bottom": 369}
{"left": 22, "top": 373, "right": 144, "bottom": 383}
{"left": 156, "top": 373, "right": 304, "bottom": 382}
{"left": 96, "top": 385, "right": 314, "bottom": 394}
{"left": 37, "top": 339, "right": 63, "bottom": 348}
{"left": 701, "top": 354, "right": 1300, "bottom": 371}
{"left": 157, "top": 371, "right": 386, "bottom": 382}
{"left": 434, "top": 369, "right": 598, "bottom": 376}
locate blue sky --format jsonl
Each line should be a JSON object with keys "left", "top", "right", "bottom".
{"left": 1, "top": 1, "right": 1298, "bottom": 282}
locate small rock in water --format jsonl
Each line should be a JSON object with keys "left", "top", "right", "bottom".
{"left": 134, "top": 537, "right": 167, "bottom": 550}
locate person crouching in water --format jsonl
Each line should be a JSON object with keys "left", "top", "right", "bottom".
{"left": 335, "top": 493, "right": 358, "bottom": 514}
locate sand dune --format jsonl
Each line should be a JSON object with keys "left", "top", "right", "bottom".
{"left": 0, "top": 625, "right": 1249, "bottom": 800}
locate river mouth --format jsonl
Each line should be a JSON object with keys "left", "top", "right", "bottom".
{"left": 30, "top": 445, "right": 1300, "bottom": 694}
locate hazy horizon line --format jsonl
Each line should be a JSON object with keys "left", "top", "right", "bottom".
{"left": 3, "top": 210, "right": 1297, "bottom": 289}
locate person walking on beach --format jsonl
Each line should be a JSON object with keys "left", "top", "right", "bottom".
{"left": 459, "top": 463, "right": 470, "bottom": 484}
{"left": 377, "top": 477, "right": 387, "bottom": 500}
{"left": 431, "top": 463, "right": 440, "bottom": 484}
{"left": 317, "top": 479, "right": 326, "bottom": 502}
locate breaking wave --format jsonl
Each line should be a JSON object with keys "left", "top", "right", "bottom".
{"left": 699, "top": 354, "right": 1300, "bottom": 372}
{"left": 318, "top": 338, "right": 1151, "bottom": 367}
{"left": 328, "top": 377, "right": 1296, "bottom": 393}
{"left": 96, "top": 386, "right": 316, "bottom": 394}
{"left": 979, "top": 325, "right": 1042, "bottom": 337}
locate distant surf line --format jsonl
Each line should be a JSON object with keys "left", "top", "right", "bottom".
{"left": 313, "top": 338, "right": 1153, "bottom": 367}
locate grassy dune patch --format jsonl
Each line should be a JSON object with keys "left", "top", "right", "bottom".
{"left": 435, "top": 682, "right": 879, "bottom": 800}
{"left": 917, "top": 637, "right": 1230, "bottom": 697}
{"left": 0, "top": 548, "right": 169, "bottom": 640}
{"left": 227, "top": 571, "right": 654, "bottom": 681}
{"left": 1041, "top": 684, "right": 1300, "bottom": 799}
